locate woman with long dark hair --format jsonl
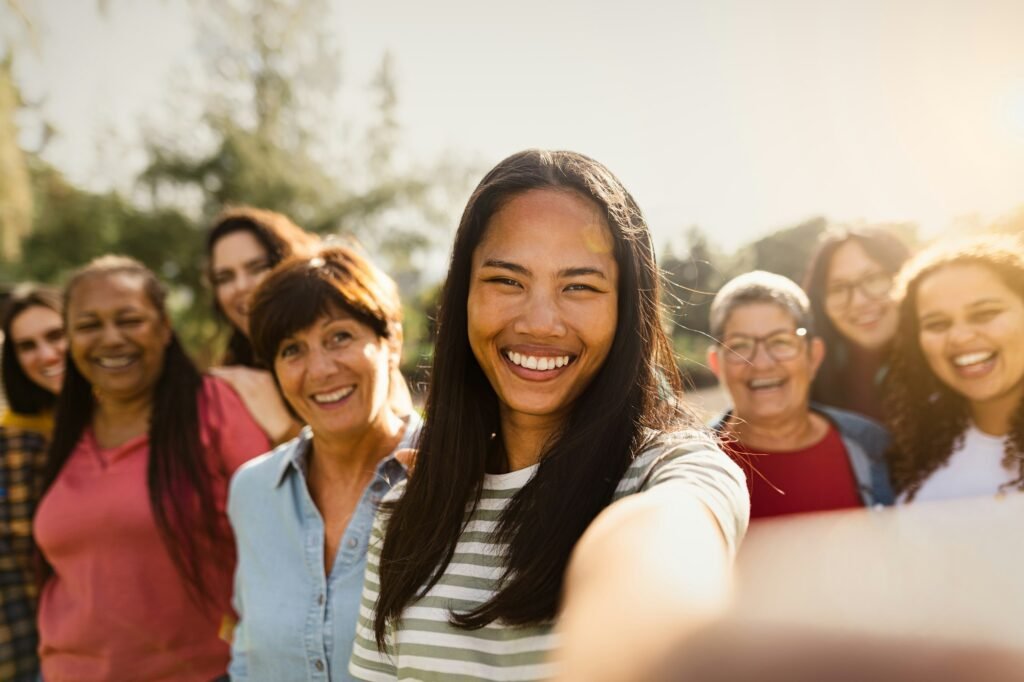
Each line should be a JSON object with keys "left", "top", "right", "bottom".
{"left": 884, "top": 235, "right": 1024, "bottom": 502}
{"left": 33, "top": 256, "right": 269, "bottom": 681}
{"left": 206, "top": 206, "right": 321, "bottom": 443}
{"left": 0, "top": 285, "right": 65, "bottom": 681}
{"left": 803, "top": 227, "right": 911, "bottom": 421}
{"left": 350, "top": 150, "right": 749, "bottom": 682}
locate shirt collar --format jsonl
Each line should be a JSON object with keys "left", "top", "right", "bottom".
{"left": 273, "top": 412, "right": 421, "bottom": 488}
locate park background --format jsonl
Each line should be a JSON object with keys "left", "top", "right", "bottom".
{"left": 1, "top": 0, "right": 1022, "bottom": 396}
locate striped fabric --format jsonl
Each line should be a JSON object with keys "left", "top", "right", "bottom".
{"left": 350, "top": 430, "right": 748, "bottom": 681}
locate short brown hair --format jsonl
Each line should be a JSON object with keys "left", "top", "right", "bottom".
{"left": 248, "top": 245, "right": 403, "bottom": 369}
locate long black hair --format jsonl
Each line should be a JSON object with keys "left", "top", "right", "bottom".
{"left": 374, "top": 149, "right": 697, "bottom": 644}
{"left": 802, "top": 226, "right": 910, "bottom": 407}
{"left": 43, "top": 256, "right": 224, "bottom": 607}
{"left": 1, "top": 285, "right": 63, "bottom": 414}
{"left": 206, "top": 206, "right": 319, "bottom": 367}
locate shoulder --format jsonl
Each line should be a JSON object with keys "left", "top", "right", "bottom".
{"left": 619, "top": 428, "right": 741, "bottom": 494}
{"left": 816, "top": 404, "right": 889, "bottom": 452}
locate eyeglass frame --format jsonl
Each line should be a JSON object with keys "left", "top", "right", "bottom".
{"left": 718, "top": 327, "right": 810, "bottom": 365}
{"left": 824, "top": 271, "right": 894, "bottom": 310}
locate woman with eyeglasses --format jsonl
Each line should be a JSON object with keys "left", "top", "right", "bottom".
{"left": 707, "top": 271, "right": 893, "bottom": 519}
{"left": 885, "top": 236, "right": 1024, "bottom": 502}
{"left": 803, "top": 227, "right": 911, "bottom": 421}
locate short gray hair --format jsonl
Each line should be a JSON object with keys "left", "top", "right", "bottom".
{"left": 709, "top": 270, "right": 814, "bottom": 340}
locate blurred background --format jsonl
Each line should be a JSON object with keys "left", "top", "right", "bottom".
{"left": 1, "top": 0, "right": 1022, "bottom": 396}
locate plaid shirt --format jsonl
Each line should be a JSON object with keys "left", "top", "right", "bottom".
{"left": 1, "top": 415, "right": 51, "bottom": 681}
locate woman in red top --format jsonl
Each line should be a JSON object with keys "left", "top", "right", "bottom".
{"left": 33, "top": 256, "right": 270, "bottom": 681}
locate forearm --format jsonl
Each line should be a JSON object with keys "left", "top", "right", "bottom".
{"left": 552, "top": 486, "right": 733, "bottom": 682}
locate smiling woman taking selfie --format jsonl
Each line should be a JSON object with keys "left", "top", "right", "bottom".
{"left": 885, "top": 236, "right": 1024, "bottom": 503}
{"left": 33, "top": 256, "right": 269, "bottom": 681}
{"left": 349, "top": 150, "right": 749, "bottom": 682}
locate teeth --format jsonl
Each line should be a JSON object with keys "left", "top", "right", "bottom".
{"left": 507, "top": 352, "right": 571, "bottom": 371}
{"left": 749, "top": 378, "right": 785, "bottom": 389}
{"left": 42, "top": 366, "right": 65, "bottom": 377}
{"left": 953, "top": 351, "right": 995, "bottom": 367}
{"left": 313, "top": 386, "right": 355, "bottom": 403}
{"left": 97, "top": 356, "right": 135, "bottom": 369}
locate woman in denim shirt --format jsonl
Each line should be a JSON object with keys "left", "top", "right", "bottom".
{"left": 227, "top": 245, "right": 420, "bottom": 681}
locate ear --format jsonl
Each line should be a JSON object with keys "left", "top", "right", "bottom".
{"left": 707, "top": 345, "right": 722, "bottom": 378}
{"left": 159, "top": 316, "right": 173, "bottom": 348}
{"left": 389, "top": 323, "right": 404, "bottom": 368}
{"left": 809, "top": 336, "right": 826, "bottom": 378}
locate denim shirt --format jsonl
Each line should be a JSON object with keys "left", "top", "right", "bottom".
{"left": 227, "top": 414, "right": 419, "bottom": 682}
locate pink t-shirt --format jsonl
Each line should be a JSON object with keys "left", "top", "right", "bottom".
{"left": 34, "top": 376, "right": 270, "bottom": 682}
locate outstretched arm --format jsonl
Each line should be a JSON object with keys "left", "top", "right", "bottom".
{"left": 553, "top": 483, "right": 733, "bottom": 682}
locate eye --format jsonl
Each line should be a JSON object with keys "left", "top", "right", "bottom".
{"left": 14, "top": 340, "right": 37, "bottom": 353}
{"left": 484, "top": 276, "right": 522, "bottom": 289}
{"left": 45, "top": 329, "right": 66, "bottom": 343}
{"left": 970, "top": 308, "right": 1002, "bottom": 324}
{"left": 564, "top": 282, "right": 600, "bottom": 293}
{"left": 919, "top": 319, "right": 950, "bottom": 333}
{"left": 74, "top": 321, "right": 101, "bottom": 332}
{"left": 278, "top": 342, "right": 300, "bottom": 359}
{"left": 118, "top": 317, "right": 145, "bottom": 328}
{"left": 328, "top": 330, "right": 353, "bottom": 347}
{"left": 212, "top": 272, "right": 234, "bottom": 287}
{"left": 248, "top": 261, "right": 272, "bottom": 276}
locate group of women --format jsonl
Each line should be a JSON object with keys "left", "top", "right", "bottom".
{"left": 802, "top": 227, "right": 1024, "bottom": 503}
{"left": 0, "top": 148, "right": 1020, "bottom": 681}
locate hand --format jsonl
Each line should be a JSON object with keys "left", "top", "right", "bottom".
{"left": 210, "top": 366, "right": 300, "bottom": 444}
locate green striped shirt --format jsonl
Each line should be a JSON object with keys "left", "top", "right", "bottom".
{"left": 350, "top": 430, "right": 748, "bottom": 681}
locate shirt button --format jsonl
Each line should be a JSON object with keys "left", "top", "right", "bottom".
{"left": 315, "top": 659, "right": 325, "bottom": 672}
{"left": 317, "top": 593, "right": 324, "bottom": 606}
{"left": 347, "top": 537, "right": 358, "bottom": 548}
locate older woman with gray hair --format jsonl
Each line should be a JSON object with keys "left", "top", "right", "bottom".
{"left": 707, "top": 270, "right": 894, "bottom": 518}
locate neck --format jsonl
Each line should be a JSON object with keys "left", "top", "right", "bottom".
{"left": 970, "top": 385, "right": 1024, "bottom": 437}
{"left": 498, "top": 409, "right": 563, "bottom": 472}
{"left": 93, "top": 392, "right": 154, "bottom": 429}
{"left": 728, "top": 406, "right": 824, "bottom": 451}
{"left": 309, "top": 409, "right": 405, "bottom": 483}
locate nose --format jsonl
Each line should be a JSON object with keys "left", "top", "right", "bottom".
{"left": 38, "top": 341, "right": 64, "bottom": 363}
{"left": 512, "top": 289, "right": 567, "bottom": 338}
{"left": 947, "top": 320, "right": 978, "bottom": 347}
{"left": 305, "top": 345, "right": 337, "bottom": 380}
{"left": 749, "top": 341, "right": 777, "bottom": 368}
{"left": 97, "top": 321, "right": 126, "bottom": 347}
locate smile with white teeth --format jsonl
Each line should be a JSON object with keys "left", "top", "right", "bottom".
{"left": 41, "top": 366, "right": 65, "bottom": 377}
{"left": 506, "top": 351, "right": 573, "bottom": 371}
{"left": 312, "top": 386, "right": 355, "bottom": 403}
{"left": 952, "top": 351, "right": 996, "bottom": 368}
{"left": 748, "top": 377, "right": 785, "bottom": 390}
{"left": 96, "top": 356, "right": 136, "bottom": 369}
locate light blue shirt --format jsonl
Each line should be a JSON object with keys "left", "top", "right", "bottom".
{"left": 227, "top": 415, "right": 419, "bottom": 682}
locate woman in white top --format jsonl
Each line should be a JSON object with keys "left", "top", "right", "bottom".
{"left": 349, "top": 149, "right": 749, "bottom": 682}
{"left": 884, "top": 235, "right": 1024, "bottom": 502}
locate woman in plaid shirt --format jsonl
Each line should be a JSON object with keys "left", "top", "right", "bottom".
{"left": 0, "top": 285, "right": 66, "bottom": 681}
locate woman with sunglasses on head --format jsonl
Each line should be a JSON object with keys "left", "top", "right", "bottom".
{"left": 0, "top": 285, "right": 65, "bottom": 681}
{"left": 803, "top": 227, "right": 911, "bottom": 421}
{"left": 349, "top": 150, "right": 749, "bottom": 682}
{"left": 33, "top": 256, "right": 270, "bottom": 681}
{"left": 885, "top": 235, "right": 1024, "bottom": 502}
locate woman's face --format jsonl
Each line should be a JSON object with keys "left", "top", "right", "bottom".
{"left": 274, "top": 310, "right": 396, "bottom": 440}
{"left": 66, "top": 272, "right": 171, "bottom": 403}
{"left": 10, "top": 305, "right": 67, "bottom": 395}
{"left": 824, "top": 240, "right": 899, "bottom": 351}
{"left": 467, "top": 189, "right": 619, "bottom": 432}
{"left": 917, "top": 264, "right": 1024, "bottom": 413}
{"left": 211, "top": 230, "right": 273, "bottom": 337}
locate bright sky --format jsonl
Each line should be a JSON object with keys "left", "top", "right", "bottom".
{"left": 10, "top": 0, "right": 1024, "bottom": 253}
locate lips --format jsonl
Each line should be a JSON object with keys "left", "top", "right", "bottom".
{"left": 311, "top": 386, "right": 355, "bottom": 404}
{"left": 950, "top": 350, "right": 997, "bottom": 378}
{"left": 41, "top": 364, "right": 66, "bottom": 377}
{"left": 505, "top": 350, "right": 575, "bottom": 371}
{"left": 747, "top": 377, "right": 786, "bottom": 391}
{"left": 94, "top": 355, "right": 139, "bottom": 370}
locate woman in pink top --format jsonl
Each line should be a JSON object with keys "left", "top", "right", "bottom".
{"left": 33, "top": 256, "right": 270, "bottom": 682}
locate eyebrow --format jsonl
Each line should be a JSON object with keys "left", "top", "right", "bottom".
{"left": 920, "top": 298, "right": 1006, "bottom": 318}
{"left": 480, "top": 259, "right": 608, "bottom": 280}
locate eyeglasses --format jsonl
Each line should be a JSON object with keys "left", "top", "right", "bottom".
{"left": 720, "top": 328, "right": 808, "bottom": 365}
{"left": 825, "top": 271, "right": 893, "bottom": 310}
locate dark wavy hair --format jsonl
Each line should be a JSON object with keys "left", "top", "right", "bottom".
{"left": 2, "top": 285, "right": 63, "bottom": 414}
{"left": 373, "top": 149, "right": 699, "bottom": 646}
{"left": 206, "top": 206, "right": 319, "bottom": 367}
{"left": 248, "top": 245, "right": 408, "bottom": 416}
{"left": 803, "top": 226, "right": 911, "bottom": 407}
{"left": 883, "top": 235, "right": 1024, "bottom": 499}
{"left": 43, "top": 256, "right": 224, "bottom": 607}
